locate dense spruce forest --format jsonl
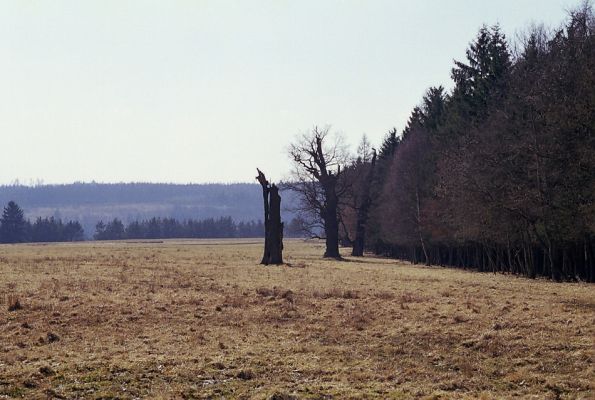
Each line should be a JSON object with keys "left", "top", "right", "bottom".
{"left": 338, "top": 5, "right": 594, "bottom": 281}
{"left": 0, "top": 201, "right": 85, "bottom": 243}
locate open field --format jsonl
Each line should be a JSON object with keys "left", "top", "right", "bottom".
{"left": 0, "top": 240, "right": 593, "bottom": 399}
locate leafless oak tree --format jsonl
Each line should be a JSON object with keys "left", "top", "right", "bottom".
{"left": 286, "top": 126, "right": 350, "bottom": 258}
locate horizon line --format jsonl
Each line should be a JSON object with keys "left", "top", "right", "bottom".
{"left": 0, "top": 180, "right": 261, "bottom": 187}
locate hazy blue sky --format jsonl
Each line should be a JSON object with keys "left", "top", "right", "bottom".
{"left": 0, "top": 1, "right": 572, "bottom": 184}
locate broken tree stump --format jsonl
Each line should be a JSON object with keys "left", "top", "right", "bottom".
{"left": 256, "top": 169, "right": 283, "bottom": 265}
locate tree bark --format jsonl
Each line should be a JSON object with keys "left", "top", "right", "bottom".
{"left": 323, "top": 190, "right": 340, "bottom": 258}
{"left": 256, "top": 169, "right": 270, "bottom": 265}
{"left": 256, "top": 169, "right": 283, "bottom": 265}
{"left": 268, "top": 185, "right": 284, "bottom": 264}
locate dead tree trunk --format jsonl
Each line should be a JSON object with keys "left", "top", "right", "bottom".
{"left": 256, "top": 169, "right": 270, "bottom": 264}
{"left": 256, "top": 169, "right": 283, "bottom": 265}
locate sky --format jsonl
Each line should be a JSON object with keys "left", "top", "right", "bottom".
{"left": 0, "top": 0, "right": 573, "bottom": 185}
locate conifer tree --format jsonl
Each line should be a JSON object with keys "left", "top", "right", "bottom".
{"left": 0, "top": 201, "right": 28, "bottom": 243}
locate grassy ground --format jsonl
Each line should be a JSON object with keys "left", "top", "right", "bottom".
{"left": 0, "top": 239, "right": 593, "bottom": 399}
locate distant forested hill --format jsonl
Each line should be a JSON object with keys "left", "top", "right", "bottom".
{"left": 0, "top": 183, "right": 296, "bottom": 238}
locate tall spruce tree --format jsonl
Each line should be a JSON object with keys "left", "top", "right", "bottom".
{"left": 0, "top": 201, "right": 28, "bottom": 243}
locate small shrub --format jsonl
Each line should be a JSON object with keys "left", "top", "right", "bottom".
{"left": 281, "top": 290, "right": 294, "bottom": 303}
{"left": 39, "top": 366, "right": 55, "bottom": 376}
{"left": 236, "top": 370, "right": 255, "bottom": 380}
{"left": 23, "top": 379, "right": 37, "bottom": 389}
{"left": 46, "top": 332, "right": 60, "bottom": 343}
{"left": 211, "top": 361, "right": 225, "bottom": 370}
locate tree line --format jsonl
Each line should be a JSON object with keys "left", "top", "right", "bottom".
{"left": 0, "top": 200, "right": 304, "bottom": 243}
{"left": 0, "top": 201, "right": 84, "bottom": 243}
{"left": 288, "top": 4, "right": 594, "bottom": 281}
{"left": 93, "top": 216, "right": 305, "bottom": 240}
{"left": 0, "top": 182, "right": 301, "bottom": 237}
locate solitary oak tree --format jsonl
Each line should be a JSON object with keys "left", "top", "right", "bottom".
{"left": 287, "top": 126, "right": 350, "bottom": 258}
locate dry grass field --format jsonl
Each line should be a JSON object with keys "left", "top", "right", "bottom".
{"left": 0, "top": 239, "right": 593, "bottom": 399}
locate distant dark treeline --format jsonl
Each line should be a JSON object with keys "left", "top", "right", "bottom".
{"left": 0, "top": 201, "right": 84, "bottom": 243}
{"left": 94, "top": 216, "right": 304, "bottom": 240}
{"left": 0, "top": 182, "right": 298, "bottom": 238}
{"left": 0, "top": 200, "right": 304, "bottom": 243}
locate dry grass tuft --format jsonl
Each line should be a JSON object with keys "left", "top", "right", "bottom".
{"left": 7, "top": 294, "right": 22, "bottom": 312}
{"left": 312, "top": 287, "right": 360, "bottom": 299}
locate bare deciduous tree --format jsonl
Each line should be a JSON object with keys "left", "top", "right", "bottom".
{"left": 286, "top": 126, "right": 350, "bottom": 258}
